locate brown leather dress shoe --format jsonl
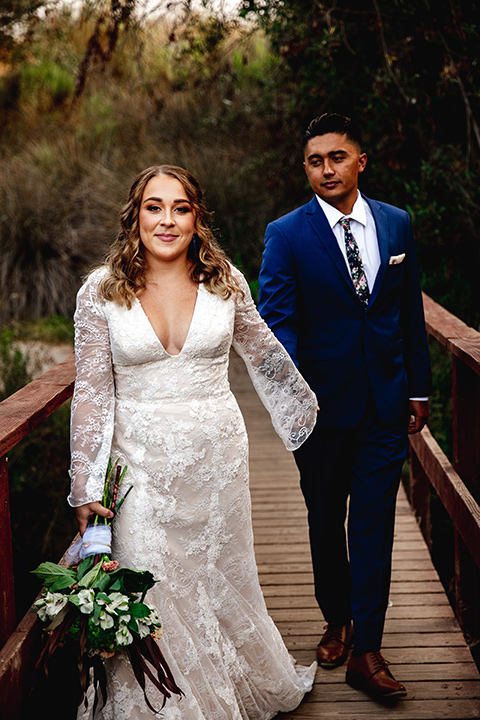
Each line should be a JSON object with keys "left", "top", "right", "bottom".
{"left": 346, "top": 651, "right": 407, "bottom": 699}
{"left": 316, "top": 621, "right": 353, "bottom": 668}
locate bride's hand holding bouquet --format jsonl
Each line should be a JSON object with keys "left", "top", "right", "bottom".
{"left": 31, "top": 460, "right": 183, "bottom": 714}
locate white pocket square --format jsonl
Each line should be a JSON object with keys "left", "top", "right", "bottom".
{"left": 389, "top": 253, "right": 405, "bottom": 265}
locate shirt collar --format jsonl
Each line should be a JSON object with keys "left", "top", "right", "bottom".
{"left": 315, "top": 191, "right": 367, "bottom": 230}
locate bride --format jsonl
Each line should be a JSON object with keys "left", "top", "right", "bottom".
{"left": 68, "top": 164, "right": 318, "bottom": 719}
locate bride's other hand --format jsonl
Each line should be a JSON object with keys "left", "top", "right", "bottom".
{"left": 76, "top": 502, "right": 114, "bottom": 536}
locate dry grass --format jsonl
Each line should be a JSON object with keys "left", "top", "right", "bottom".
{"left": 0, "top": 147, "right": 124, "bottom": 320}
{"left": 0, "top": 9, "right": 286, "bottom": 321}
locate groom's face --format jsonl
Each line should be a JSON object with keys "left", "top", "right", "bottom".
{"left": 303, "top": 132, "right": 367, "bottom": 215}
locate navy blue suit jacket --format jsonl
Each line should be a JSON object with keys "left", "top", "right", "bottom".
{"left": 258, "top": 195, "right": 432, "bottom": 429}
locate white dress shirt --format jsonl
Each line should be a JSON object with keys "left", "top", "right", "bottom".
{"left": 316, "top": 191, "right": 380, "bottom": 292}
{"left": 315, "top": 191, "right": 427, "bottom": 403}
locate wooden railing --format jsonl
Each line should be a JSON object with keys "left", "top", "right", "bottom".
{"left": 409, "top": 295, "right": 480, "bottom": 651}
{"left": 0, "top": 353, "right": 76, "bottom": 718}
{"left": 1, "top": 295, "right": 480, "bottom": 716}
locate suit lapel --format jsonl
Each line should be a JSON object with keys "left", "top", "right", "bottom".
{"left": 304, "top": 195, "right": 393, "bottom": 306}
{"left": 365, "top": 196, "right": 391, "bottom": 305}
{"left": 304, "top": 197, "right": 355, "bottom": 295}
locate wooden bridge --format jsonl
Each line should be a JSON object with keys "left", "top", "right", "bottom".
{"left": 234, "top": 351, "right": 480, "bottom": 719}
{"left": 1, "top": 294, "right": 480, "bottom": 719}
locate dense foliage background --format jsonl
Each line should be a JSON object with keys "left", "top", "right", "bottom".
{"left": 240, "top": 0, "right": 480, "bottom": 326}
{"left": 2, "top": 0, "right": 479, "bottom": 325}
{"left": 0, "top": 0, "right": 478, "bottom": 640}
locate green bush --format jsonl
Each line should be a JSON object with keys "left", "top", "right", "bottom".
{"left": 0, "top": 328, "right": 75, "bottom": 618}
{"left": 0, "top": 328, "right": 31, "bottom": 401}
{"left": 240, "top": 0, "right": 480, "bottom": 328}
{"left": 21, "top": 59, "right": 75, "bottom": 108}
{"left": 11, "top": 315, "right": 74, "bottom": 344}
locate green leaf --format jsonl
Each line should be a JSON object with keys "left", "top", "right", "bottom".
{"left": 78, "top": 561, "right": 106, "bottom": 589}
{"left": 128, "top": 602, "right": 150, "bottom": 619}
{"left": 108, "top": 578, "right": 122, "bottom": 593}
{"left": 31, "top": 562, "right": 76, "bottom": 590}
{"left": 95, "top": 572, "right": 114, "bottom": 593}
{"left": 128, "top": 617, "right": 139, "bottom": 634}
{"left": 49, "top": 576, "right": 78, "bottom": 593}
{"left": 76, "top": 556, "right": 95, "bottom": 582}
{"left": 113, "top": 568, "right": 156, "bottom": 595}
{"left": 93, "top": 600, "right": 102, "bottom": 624}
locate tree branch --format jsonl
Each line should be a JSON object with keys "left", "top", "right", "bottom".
{"left": 372, "top": 0, "right": 411, "bottom": 104}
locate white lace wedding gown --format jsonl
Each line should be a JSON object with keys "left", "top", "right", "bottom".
{"left": 68, "top": 266, "right": 318, "bottom": 720}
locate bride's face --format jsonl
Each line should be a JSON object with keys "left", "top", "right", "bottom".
{"left": 138, "top": 174, "right": 196, "bottom": 266}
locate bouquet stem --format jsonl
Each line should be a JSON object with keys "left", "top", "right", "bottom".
{"left": 127, "top": 635, "right": 184, "bottom": 713}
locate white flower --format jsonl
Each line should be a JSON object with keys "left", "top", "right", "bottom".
{"left": 34, "top": 602, "right": 49, "bottom": 623}
{"left": 77, "top": 588, "right": 95, "bottom": 614}
{"left": 96, "top": 591, "right": 130, "bottom": 616}
{"left": 34, "top": 598, "right": 48, "bottom": 622}
{"left": 116, "top": 624, "right": 133, "bottom": 646}
{"left": 144, "top": 605, "right": 161, "bottom": 628}
{"left": 104, "top": 592, "right": 130, "bottom": 615}
{"left": 35, "top": 592, "right": 68, "bottom": 621}
{"left": 146, "top": 605, "right": 160, "bottom": 623}
{"left": 137, "top": 619, "right": 151, "bottom": 639}
{"left": 95, "top": 610, "right": 114, "bottom": 630}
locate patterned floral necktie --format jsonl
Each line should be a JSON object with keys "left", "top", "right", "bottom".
{"left": 340, "top": 217, "right": 370, "bottom": 306}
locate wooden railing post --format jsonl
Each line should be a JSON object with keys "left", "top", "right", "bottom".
{"left": 455, "top": 531, "right": 480, "bottom": 644}
{"left": 451, "top": 353, "right": 480, "bottom": 643}
{"left": 0, "top": 456, "right": 15, "bottom": 649}
{"left": 0, "top": 353, "right": 76, "bottom": 717}
{"left": 408, "top": 296, "right": 480, "bottom": 658}
{"left": 452, "top": 356, "right": 480, "bottom": 500}
{"left": 408, "top": 444, "right": 432, "bottom": 551}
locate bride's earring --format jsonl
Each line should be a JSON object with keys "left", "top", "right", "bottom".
{"left": 192, "top": 233, "right": 201, "bottom": 255}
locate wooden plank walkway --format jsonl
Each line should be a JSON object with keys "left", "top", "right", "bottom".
{"left": 229, "top": 352, "right": 480, "bottom": 720}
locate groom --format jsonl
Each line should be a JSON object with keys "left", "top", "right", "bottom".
{"left": 258, "top": 113, "right": 431, "bottom": 700}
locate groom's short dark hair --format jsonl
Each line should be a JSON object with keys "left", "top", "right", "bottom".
{"left": 302, "top": 113, "right": 362, "bottom": 150}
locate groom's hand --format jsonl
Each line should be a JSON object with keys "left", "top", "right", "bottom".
{"left": 408, "top": 400, "right": 429, "bottom": 434}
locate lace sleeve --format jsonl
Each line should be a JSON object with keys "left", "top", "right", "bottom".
{"left": 67, "top": 269, "right": 115, "bottom": 507}
{"left": 231, "top": 268, "right": 317, "bottom": 451}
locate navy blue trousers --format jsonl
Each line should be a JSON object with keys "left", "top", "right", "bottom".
{"left": 293, "top": 397, "right": 408, "bottom": 652}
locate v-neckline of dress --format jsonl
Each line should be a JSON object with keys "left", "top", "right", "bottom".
{"left": 135, "top": 284, "right": 202, "bottom": 358}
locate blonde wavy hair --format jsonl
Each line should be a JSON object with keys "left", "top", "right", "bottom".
{"left": 99, "top": 165, "right": 242, "bottom": 308}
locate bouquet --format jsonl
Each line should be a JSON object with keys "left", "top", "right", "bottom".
{"left": 31, "top": 459, "right": 183, "bottom": 715}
